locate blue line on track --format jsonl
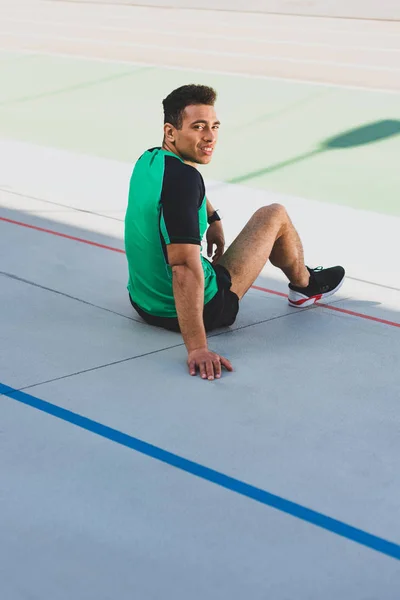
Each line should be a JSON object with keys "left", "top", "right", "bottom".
{"left": 1, "top": 381, "right": 400, "bottom": 561}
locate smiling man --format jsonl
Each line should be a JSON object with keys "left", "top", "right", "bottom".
{"left": 124, "top": 84, "right": 345, "bottom": 380}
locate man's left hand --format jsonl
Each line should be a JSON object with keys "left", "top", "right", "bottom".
{"left": 206, "top": 221, "right": 225, "bottom": 264}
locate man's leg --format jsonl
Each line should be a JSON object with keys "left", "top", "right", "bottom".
{"left": 217, "top": 204, "right": 309, "bottom": 299}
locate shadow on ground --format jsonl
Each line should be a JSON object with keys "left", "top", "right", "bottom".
{"left": 229, "top": 120, "right": 400, "bottom": 184}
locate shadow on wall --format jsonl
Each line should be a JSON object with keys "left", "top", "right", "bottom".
{"left": 229, "top": 120, "right": 400, "bottom": 185}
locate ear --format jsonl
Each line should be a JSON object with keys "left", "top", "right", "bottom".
{"left": 163, "top": 123, "right": 176, "bottom": 143}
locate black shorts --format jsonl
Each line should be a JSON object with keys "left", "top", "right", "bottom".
{"left": 129, "top": 263, "right": 239, "bottom": 332}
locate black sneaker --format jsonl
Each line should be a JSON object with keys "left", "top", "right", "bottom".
{"left": 288, "top": 266, "right": 345, "bottom": 307}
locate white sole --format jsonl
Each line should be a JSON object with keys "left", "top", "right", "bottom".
{"left": 288, "top": 278, "right": 344, "bottom": 308}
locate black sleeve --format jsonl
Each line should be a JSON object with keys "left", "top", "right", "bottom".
{"left": 160, "top": 156, "right": 205, "bottom": 245}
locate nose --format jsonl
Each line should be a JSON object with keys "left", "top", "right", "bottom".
{"left": 203, "top": 127, "right": 216, "bottom": 142}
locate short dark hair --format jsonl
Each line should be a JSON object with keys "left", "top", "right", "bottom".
{"left": 162, "top": 84, "right": 217, "bottom": 129}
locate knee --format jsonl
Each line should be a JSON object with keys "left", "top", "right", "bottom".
{"left": 254, "top": 203, "right": 287, "bottom": 223}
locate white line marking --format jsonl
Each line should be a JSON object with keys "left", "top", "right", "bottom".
{"left": 1, "top": 31, "right": 399, "bottom": 71}
{"left": 2, "top": 47, "right": 400, "bottom": 94}
{"left": 1, "top": 16, "right": 400, "bottom": 52}
{"left": 2, "top": 8, "right": 400, "bottom": 36}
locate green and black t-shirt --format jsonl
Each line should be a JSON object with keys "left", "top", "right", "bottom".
{"left": 124, "top": 148, "right": 218, "bottom": 317}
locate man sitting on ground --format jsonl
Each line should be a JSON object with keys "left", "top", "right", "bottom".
{"left": 124, "top": 84, "right": 345, "bottom": 380}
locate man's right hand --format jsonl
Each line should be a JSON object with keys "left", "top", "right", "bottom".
{"left": 188, "top": 347, "right": 233, "bottom": 380}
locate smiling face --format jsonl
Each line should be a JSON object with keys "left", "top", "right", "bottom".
{"left": 163, "top": 104, "right": 220, "bottom": 167}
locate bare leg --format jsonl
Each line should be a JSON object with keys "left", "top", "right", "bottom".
{"left": 217, "top": 204, "right": 309, "bottom": 299}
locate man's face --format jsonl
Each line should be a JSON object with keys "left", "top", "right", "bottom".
{"left": 166, "top": 104, "right": 220, "bottom": 166}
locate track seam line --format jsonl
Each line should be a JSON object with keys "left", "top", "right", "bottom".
{"left": 14, "top": 308, "right": 310, "bottom": 392}
{"left": 1, "top": 214, "right": 399, "bottom": 328}
{"left": 0, "top": 270, "right": 140, "bottom": 322}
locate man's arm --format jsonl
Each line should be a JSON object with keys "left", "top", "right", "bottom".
{"left": 206, "top": 197, "right": 215, "bottom": 219}
{"left": 167, "top": 243, "right": 232, "bottom": 380}
{"left": 168, "top": 243, "right": 207, "bottom": 351}
{"left": 205, "top": 197, "right": 225, "bottom": 264}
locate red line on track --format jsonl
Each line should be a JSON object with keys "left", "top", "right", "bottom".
{"left": 2, "top": 216, "right": 399, "bottom": 329}
{"left": 251, "top": 284, "right": 287, "bottom": 298}
{"left": 251, "top": 283, "right": 400, "bottom": 327}
{"left": 0, "top": 216, "right": 125, "bottom": 254}
{"left": 317, "top": 303, "right": 400, "bottom": 328}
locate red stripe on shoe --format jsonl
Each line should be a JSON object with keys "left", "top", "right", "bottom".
{"left": 288, "top": 294, "right": 322, "bottom": 306}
